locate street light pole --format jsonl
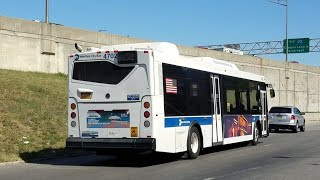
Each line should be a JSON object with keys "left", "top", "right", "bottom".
{"left": 285, "top": 0, "right": 288, "bottom": 63}
{"left": 284, "top": 0, "right": 289, "bottom": 106}
{"left": 267, "top": 0, "right": 288, "bottom": 62}
{"left": 45, "top": 0, "right": 49, "bottom": 23}
{"left": 267, "top": 0, "right": 289, "bottom": 104}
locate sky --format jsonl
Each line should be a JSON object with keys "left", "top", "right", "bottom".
{"left": 1, "top": 0, "right": 319, "bottom": 66}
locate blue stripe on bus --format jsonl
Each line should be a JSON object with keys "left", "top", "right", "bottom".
{"left": 165, "top": 116, "right": 212, "bottom": 128}
{"left": 164, "top": 115, "right": 261, "bottom": 128}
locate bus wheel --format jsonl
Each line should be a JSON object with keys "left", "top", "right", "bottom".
{"left": 187, "top": 126, "right": 201, "bottom": 159}
{"left": 251, "top": 123, "right": 259, "bottom": 146}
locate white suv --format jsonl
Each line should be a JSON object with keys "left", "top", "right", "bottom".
{"left": 268, "top": 106, "right": 305, "bottom": 133}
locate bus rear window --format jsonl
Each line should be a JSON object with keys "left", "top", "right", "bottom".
{"left": 269, "top": 107, "right": 291, "bottom": 113}
{"left": 72, "top": 61, "right": 134, "bottom": 85}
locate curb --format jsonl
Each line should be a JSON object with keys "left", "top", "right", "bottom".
{"left": 0, "top": 160, "right": 25, "bottom": 166}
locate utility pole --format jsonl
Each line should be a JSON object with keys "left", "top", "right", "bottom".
{"left": 45, "top": 0, "right": 49, "bottom": 23}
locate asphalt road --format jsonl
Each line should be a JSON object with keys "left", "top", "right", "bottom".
{"left": 1, "top": 122, "right": 320, "bottom": 180}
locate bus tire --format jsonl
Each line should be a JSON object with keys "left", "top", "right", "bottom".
{"left": 187, "top": 126, "right": 201, "bottom": 159}
{"left": 251, "top": 123, "right": 259, "bottom": 146}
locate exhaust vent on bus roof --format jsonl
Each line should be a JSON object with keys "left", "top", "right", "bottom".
{"left": 87, "top": 47, "right": 102, "bottom": 52}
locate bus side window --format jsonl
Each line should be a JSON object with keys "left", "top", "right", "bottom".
{"left": 163, "top": 63, "right": 211, "bottom": 116}
{"left": 186, "top": 69, "right": 211, "bottom": 116}
{"left": 223, "top": 76, "right": 251, "bottom": 115}
{"left": 225, "top": 89, "right": 236, "bottom": 114}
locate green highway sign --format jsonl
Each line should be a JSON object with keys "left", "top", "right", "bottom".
{"left": 283, "top": 38, "right": 310, "bottom": 53}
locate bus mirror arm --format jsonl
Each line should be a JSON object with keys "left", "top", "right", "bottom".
{"left": 75, "top": 43, "right": 83, "bottom": 52}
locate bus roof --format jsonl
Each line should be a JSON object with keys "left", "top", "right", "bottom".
{"left": 91, "top": 42, "right": 265, "bottom": 83}
{"left": 101, "top": 42, "right": 179, "bottom": 56}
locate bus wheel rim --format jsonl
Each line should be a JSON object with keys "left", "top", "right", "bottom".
{"left": 191, "top": 132, "right": 199, "bottom": 153}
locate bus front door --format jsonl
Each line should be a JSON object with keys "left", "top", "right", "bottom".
{"left": 260, "top": 90, "right": 268, "bottom": 136}
{"left": 211, "top": 75, "right": 223, "bottom": 144}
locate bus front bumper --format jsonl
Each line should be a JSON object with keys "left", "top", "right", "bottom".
{"left": 66, "top": 137, "right": 156, "bottom": 150}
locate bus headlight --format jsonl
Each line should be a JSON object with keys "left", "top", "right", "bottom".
{"left": 144, "top": 120, "right": 150, "bottom": 128}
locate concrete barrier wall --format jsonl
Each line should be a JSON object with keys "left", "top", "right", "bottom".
{"left": 1, "top": 16, "right": 319, "bottom": 121}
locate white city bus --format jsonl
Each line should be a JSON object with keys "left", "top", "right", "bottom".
{"left": 66, "top": 42, "right": 275, "bottom": 159}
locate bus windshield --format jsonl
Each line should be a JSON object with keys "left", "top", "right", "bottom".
{"left": 72, "top": 61, "right": 135, "bottom": 85}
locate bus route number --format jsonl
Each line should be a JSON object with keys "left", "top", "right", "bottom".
{"left": 104, "top": 53, "right": 117, "bottom": 60}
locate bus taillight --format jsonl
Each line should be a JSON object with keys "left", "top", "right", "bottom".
{"left": 71, "top": 121, "right": 76, "bottom": 127}
{"left": 144, "top": 120, "right": 150, "bottom": 127}
{"left": 71, "top": 103, "right": 76, "bottom": 110}
{"left": 144, "top": 111, "right": 150, "bottom": 118}
{"left": 70, "top": 101, "right": 77, "bottom": 128}
{"left": 144, "top": 102, "right": 150, "bottom": 109}
{"left": 142, "top": 99, "right": 152, "bottom": 130}
{"left": 71, "top": 112, "right": 76, "bottom": 119}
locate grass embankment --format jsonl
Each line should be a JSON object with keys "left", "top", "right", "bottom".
{"left": 0, "top": 69, "right": 69, "bottom": 162}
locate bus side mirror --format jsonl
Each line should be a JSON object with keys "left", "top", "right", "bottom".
{"left": 270, "top": 89, "right": 275, "bottom": 98}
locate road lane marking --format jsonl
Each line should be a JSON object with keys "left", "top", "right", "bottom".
{"left": 264, "top": 144, "right": 272, "bottom": 147}
{"left": 203, "top": 177, "right": 215, "bottom": 180}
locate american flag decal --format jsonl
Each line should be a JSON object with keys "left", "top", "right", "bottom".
{"left": 165, "top": 78, "right": 177, "bottom": 94}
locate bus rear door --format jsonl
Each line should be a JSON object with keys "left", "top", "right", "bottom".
{"left": 211, "top": 75, "right": 223, "bottom": 144}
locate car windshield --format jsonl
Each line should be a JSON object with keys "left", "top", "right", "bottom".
{"left": 269, "top": 107, "right": 291, "bottom": 113}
